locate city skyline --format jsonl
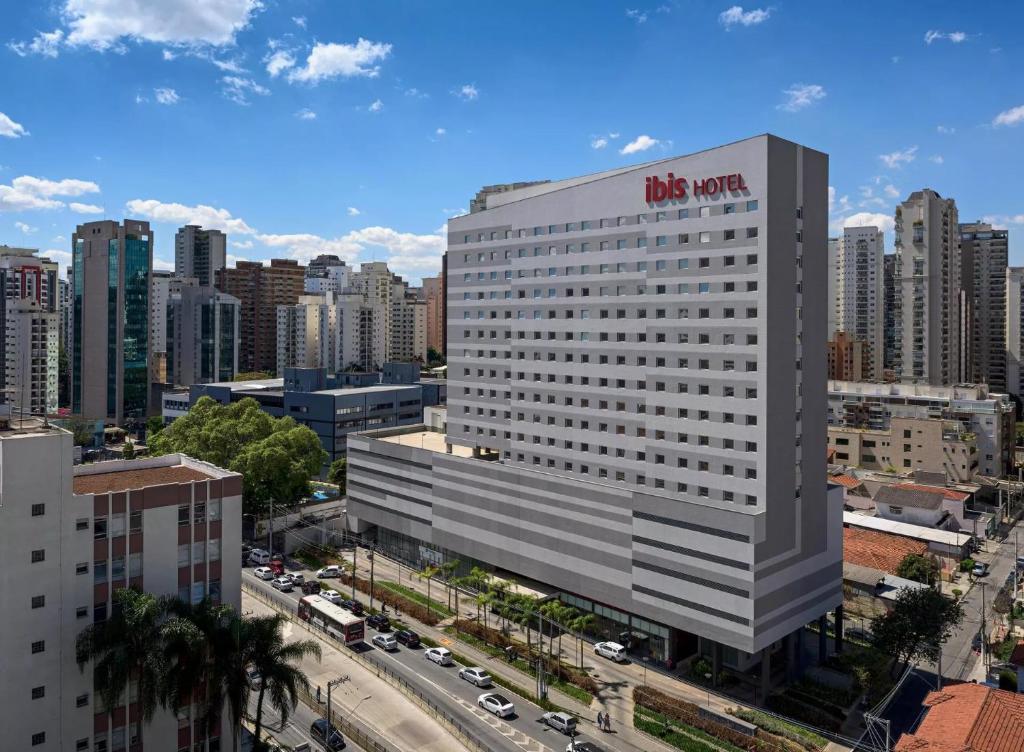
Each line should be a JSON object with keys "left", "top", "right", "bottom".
{"left": 1, "top": 1, "right": 1023, "bottom": 284}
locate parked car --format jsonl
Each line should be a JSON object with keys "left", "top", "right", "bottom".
{"left": 248, "top": 549, "right": 271, "bottom": 566}
{"left": 477, "top": 693, "right": 515, "bottom": 718}
{"left": 317, "top": 565, "right": 341, "bottom": 579}
{"left": 366, "top": 613, "right": 391, "bottom": 631}
{"left": 395, "top": 629, "right": 420, "bottom": 648}
{"left": 253, "top": 566, "right": 274, "bottom": 581}
{"left": 458, "top": 667, "right": 492, "bottom": 687}
{"left": 372, "top": 633, "right": 398, "bottom": 651}
{"left": 542, "top": 711, "right": 577, "bottom": 735}
{"left": 320, "top": 589, "right": 343, "bottom": 605}
{"left": 567, "top": 743, "right": 604, "bottom": 752}
{"left": 341, "top": 599, "right": 364, "bottom": 616}
{"left": 424, "top": 647, "right": 453, "bottom": 666}
{"left": 310, "top": 718, "right": 345, "bottom": 750}
{"left": 301, "top": 580, "right": 322, "bottom": 595}
{"left": 594, "top": 641, "right": 627, "bottom": 662}
{"left": 973, "top": 562, "right": 990, "bottom": 577}
{"left": 287, "top": 573, "right": 305, "bottom": 585}
{"left": 271, "top": 577, "right": 293, "bottom": 592}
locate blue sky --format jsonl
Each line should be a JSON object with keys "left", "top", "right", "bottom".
{"left": 1, "top": 0, "right": 1022, "bottom": 284}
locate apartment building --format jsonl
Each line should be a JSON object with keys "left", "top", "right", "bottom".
{"left": 883, "top": 253, "right": 897, "bottom": 376}
{"left": 827, "top": 331, "right": 869, "bottom": 381}
{"left": 216, "top": 259, "right": 304, "bottom": 375}
{"left": 174, "top": 225, "right": 226, "bottom": 287}
{"left": 892, "top": 190, "right": 961, "bottom": 385}
{"left": 1006, "top": 267, "right": 1024, "bottom": 399}
{"left": 71, "top": 220, "right": 152, "bottom": 423}
{"left": 960, "top": 222, "right": 1009, "bottom": 392}
{"left": 276, "top": 293, "right": 337, "bottom": 372}
{"left": 167, "top": 286, "right": 240, "bottom": 387}
{"left": 0, "top": 418, "right": 240, "bottom": 752}
{"left": 0, "top": 246, "right": 60, "bottom": 414}
{"left": 150, "top": 272, "right": 198, "bottom": 384}
{"left": 421, "top": 275, "right": 444, "bottom": 354}
{"left": 347, "top": 135, "right": 844, "bottom": 677}
{"left": 831, "top": 226, "right": 884, "bottom": 379}
{"left": 827, "top": 417, "right": 978, "bottom": 482}
{"left": 828, "top": 380, "right": 1014, "bottom": 477}
{"left": 306, "top": 253, "right": 348, "bottom": 280}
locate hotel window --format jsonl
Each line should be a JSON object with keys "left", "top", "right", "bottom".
{"left": 699, "top": 231, "right": 711, "bottom": 243}
{"left": 724, "top": 229, "right": 735, "bottom": 240}
{"left": 655, "top": 260, "right": 666, "bottom": 271}
{"left": 581, "top": 220, "right": 592, "bottom": 230}
{"left": 130, "top": 509, "right": 143, "bottom": 532}
{"left": 617, "top": 240, "right": 627, "bottom": 250}
{"left": 617, "top": 216, "right": 627, "bottom": 226}
{"left": 678, "top": 233, "right": 689, "bottom": 244}
{"left": 94, "top": 516, "right": 107, "bottom": 539}
{"left": 678, "top": 259, "right": 688, "bottom": 269}
{"left": 637, "top": 213, "right": 648, "bottom": 224}
{"left": 637, "top": 237, "right": 647, "bottom": 248}
{"left": 31, "top": 549, "right": 45, "bottom": 563}
{"left": 699, "top": 206, "right": 711, "bottom": 218}
{"left": 724, "top": 204, "right": 735, "bottom": 214}
{"left": 698, "top": 282, "right": 710, "bottom": 293}
{"left": 678, "top": 208, "right": 689, "bottom": 219}
{"left": 655, "top": 211, "right": 666, "bottom": 222}
{"left": 746, "top": 227, "right": 758, "bottom": 238}
{"left": 566, "top": 222, "right": 578, "bottom": 231}
{"left": 746, "top": 200, "right": 758, "bottom": 211}
{"left": 534, "top": 226, "right": 543, "bottom": 235}
{"left": 655, "top": 235, "right": 667, "bottom": 246}
{"left": 548, "top": 224, "right": 558, "bottom": 233}
{"left": 31, "top": 503, "right": 45, "bottom": 516}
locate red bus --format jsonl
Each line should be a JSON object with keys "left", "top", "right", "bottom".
{"left": 298, "top": 595, "right": 365, "bottom": 646}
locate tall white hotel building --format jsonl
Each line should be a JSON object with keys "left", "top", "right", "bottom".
{"left": 347, "top": 135, "right": 843, "bottom": 681}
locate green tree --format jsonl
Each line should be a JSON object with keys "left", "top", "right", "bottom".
{"left": 871, "top": 587, "right": 964, "bottom": 675}
{"left": 327, "top": 458, "right": 347, "bottom": 493}
{"left": 426, "top": 347, "right": 446, "bottom": 366}
{"left": 570, "top": 612, "right": 596, "bottom": 669}
{"left": 66, "top": 417, "right": 95, "bottom": 447}
{"left": 75, "top": 589, "right": 171, "bottom": 721}
{"left": 418, "top": 564, "right": 441, "bottom": 617}
{"left": 476, "top": 591, "right": 495, "bottom": 630}
{"left": 246, "top": 614, "right": 322, "bottom": 752}
{"left": 122, "top": 439, "right": 136, "bottom": 460}
{"left": 234, "top": 371, "right": 273, "bottom": 382}
{"left": 146, "top": 415, "right": 164, "bottom": 438}
{"left": 150, "top": 397, "right": 326, "bottom": 514}
{"left": 896, "top": 553, "right": 940, "bottom": 586}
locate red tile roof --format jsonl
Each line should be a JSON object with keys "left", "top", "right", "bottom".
{"left": 831, "top": 474, "right": 862, "bottom": 489}
{"left": 896, "top": 483, "right": 970, "bottom": 503}
{"left": 843, "top": 526, "right": 929, "bottom": 574}
{"left": 895, "top": 683, "right": 1024, "bottom": 752}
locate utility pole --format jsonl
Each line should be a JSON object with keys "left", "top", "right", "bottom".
{"left": 980, "top": 582, "right": 988, "bottom": 673}
{"left": 369, "top": 549, "right": 376, "bottom": 611}
{"left": 351, "top": 543, "right": 358, "bottom": 600}
{"left": 268, "top": 501, "right": 274, "bottom": 557}
{"left": 326, "top": 676, "right": 348, "bottom": 739}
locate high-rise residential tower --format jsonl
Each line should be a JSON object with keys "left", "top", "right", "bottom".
{"left": 831, "top": 226, "right": 884, "bottom": 380}
{"left": 216, "top": 259, "right": 304, "bottom": 374}
{"left": 1006, "top": 267, "right": 1024, "bottom": 400}
{"left": 422, "top": 275, "right": 444, "bottom": 355}
{"left": 883, "top": 253, "right": 897, "bottom": 375}
{"left": 892, "top": 190, "right": 960, "bottom": 385}
{"left": 960, "top": 222, "right": 1009, "bottom": 392}
{"left": 71, "top": 220, "right": 152, "bottom": 422}
{"left": 167, "top": 286, "right": 240, "bottom": 386}
{"left": 347, "top": 135, "right": 843, "bottom": 674}
{"left": 174, "top": 225, "right": 226, "bottom": 287}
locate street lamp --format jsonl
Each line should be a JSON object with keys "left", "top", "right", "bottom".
{"left": 325, "top": 675, "right": 349, "bottom": 739}
{"left": 704, "top": 673, "right": 712, "bottom": 708}
{"left": 642, "top": 656, "right": 649, "bottom": 687}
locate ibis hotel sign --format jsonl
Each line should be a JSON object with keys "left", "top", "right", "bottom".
{"left": 645, "top": 172, "right": 748, "bottom": 203}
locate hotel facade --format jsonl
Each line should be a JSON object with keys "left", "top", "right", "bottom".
{"left": 348, "top": 135, "right": 843, "bottom": 673}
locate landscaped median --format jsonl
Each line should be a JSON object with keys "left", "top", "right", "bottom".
{"left": 633, "top": 686, "right": 821, "bottom": 752}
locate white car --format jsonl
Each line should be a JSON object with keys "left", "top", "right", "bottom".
{"left": 372, "top": 633, "right": 398, "bottom": 651}
{"left": 286, "top": 572, "right": 305, "bottom": 585}
{"left": 594, "top": 641, "right": 627, "bottom": 662}
{"left": 253, "top": 566, "right": 274, "bottom": 581}
{"left": 478, "top": 692, "right": 515, "bottom": 718}
{"left": 320, "top": 589, "right": 343, "bottom": 605}
{"left": 424, "top": 647, "right": 453, "bottom": 666}
{"left": 458, "top": 667, "right": 492, "bottom": 687}
{"left": 271, "top": 577, "right": 294, "bottom": 592}
{"left": 316, "top": 565, "right": 341, "bottom": 579}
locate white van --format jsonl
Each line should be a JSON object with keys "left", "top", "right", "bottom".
{"left": 248, "top": 549, "right": 271, "bottom": 566}
{"left": 594, "top": 641, "right": 627, "bottom": 662}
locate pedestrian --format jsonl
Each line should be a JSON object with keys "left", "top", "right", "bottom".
{"left": 604, "top": 713, "right": 612, "bottom": 732}
{"left": 596, "top": 710, "right": 603, "bottom": 730}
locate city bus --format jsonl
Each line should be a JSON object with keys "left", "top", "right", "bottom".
{"left": 298, "top": 595, "right": 365, "bottom": 646}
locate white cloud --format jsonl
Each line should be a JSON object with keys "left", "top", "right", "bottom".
{"left": 993, "top": 105, "right": 1024, "bottom": 127}
{"left": 42, "top": 249, "right": 72, "bottom": 272}
{"left": 153, "top": 257, "right": 175, "bottom": 271}
{"left": 925, "top": 30, "right": 967, "bottom": 45}
{"left": 0, "top": 112, "right": 29, "bottom": 138}
{"left": 719, "top": 6, "right": 771, "bottom": 28}
{"left": 883, "top": 184, "right": 901, "bottom": 199}
{"left": 928, "top": 155, "right": 944, "bottom": 165}
{"left": 292, "top": 16, "right": 307, "bottom": 29}
{"left": 162, "top": 49, "right": 176, "bottom": 60}
{"left": 777, "top": 83, "right": 826, "bottom": 112}
{"left": 8, "top": 29, "right": 64, "bottom": 58}
{"left": 347, "top": 207, "right": 361, "bottom": 216}
{"left": 295, "top": 108, "right": 316, "bottom": 120}
{"left": 591, "top": 137, "right": 608, "bottom": 150}
{"left": 125, "top": 199, "right": 256, "bottom": 234}
{"left": 15, "top": 221, "right": 37, "bottom": 234}
{"left": 286, "top": 39, "right": 392, "bottom": 84}
{"left": 982, "top": 214, "right": 1024, "bottom": 227}
{"left": 936, "top": 124, "right": 956, "bottom": 134}
{"left": 154, "top": 87, "right": 180, "bottom": 105}
{"left": 265, "top": 50, "right": 296, "bottom": 78}
{"left": 626, "top": 8, "right": 648, "bottom": 24}
{"left": 435, "top": 127, "right": 446, "bottom": 136}
{"left": 0, "top": 175, "right": 99, "bottom": 213}
{"left": 206, "top": 56, "right": 246, "bottom": 73}
{"left": 453, "top": 84, "right": 479, "bottom": 101}
{"left": 879, "top": 146, "right": 918, "bottom": 169}
{"left": 231, "top": 239, "right": 253, "bottom": 249}
{"left": 368, "top": 99, "right": 383, "bottom": 113}
{"left": 69, "top": 202, "right": 104, "bottom": 214}
{"left": 620, "top": 135, "right": 660, "bottom": 155}
{"left": 404, "top": 88, "right": 428, "bottom": 98}
{"left": 843, "top": 212, "right": 895, "bottom": 234}
{"left": 221, "top": 76, "right": 269, "bottom": 105}
{"left": 55, "top": 0, "right": 261, "bottom": 51}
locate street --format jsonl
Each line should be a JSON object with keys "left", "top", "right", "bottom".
{"left": 245, "top": 569, "right": 619, "bottom": 752}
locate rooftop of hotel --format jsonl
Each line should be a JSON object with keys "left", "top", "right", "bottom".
{"left": 377, "top": 428, "right": 474, "bottom": 457}
{"left": 73, "top": 454, "right": 234, "bottom": 495}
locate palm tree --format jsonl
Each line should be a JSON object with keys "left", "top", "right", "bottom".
{"left": 247, "top": 614, "right": 322, "bottom": 751}
{"left": 441, "top": 559, "right": 461, "bottom": 610}
{"left": 570, "top": 613, "right": 596, "bottom": 669}
{"left": 418, "top": 564, "right": 441, "bottom": 618}
{"left": 476, "top": 591, "right": 495, "bottom": 630}
{"left": 76, "top": 588, "right": 171, "bottom": 721}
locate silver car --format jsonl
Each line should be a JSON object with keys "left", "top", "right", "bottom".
{"left": 271, "top": 577, "right": 293, "bottom": 592}
{"left": 372, "top": 633, "right": 398, "bottom": 651}
{"left": 458, "top": 667, "right": 493, "bottom": 687}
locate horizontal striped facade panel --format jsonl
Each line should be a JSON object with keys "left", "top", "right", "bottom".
{"left": 632, "top": 535, "right": 751, "bottom": 572}
{"left": 632, "top": 550, "right": 751, "bottom": 596}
